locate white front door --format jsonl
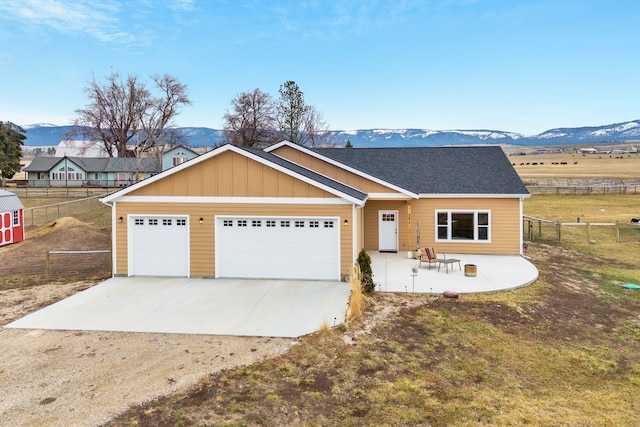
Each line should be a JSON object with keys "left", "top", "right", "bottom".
{"left": 378, "top": 210, "right": 398, "bottom": 252}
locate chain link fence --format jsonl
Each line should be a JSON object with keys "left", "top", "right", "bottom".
{"left": 23, "top": 194, "right": 108, "bottom": 227}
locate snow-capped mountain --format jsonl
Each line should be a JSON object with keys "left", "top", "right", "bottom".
{"left": 18, "top": 120, "right": 640, "bottom": 148}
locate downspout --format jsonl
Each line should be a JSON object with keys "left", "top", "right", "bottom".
{"left": 101, "top": 198, "right": 117, "bottom": 277}
{"left": 519, "top": 196, "right": 524, "bottom": 256}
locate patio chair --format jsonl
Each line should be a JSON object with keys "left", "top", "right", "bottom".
{"left": 417, "top": 247, "right": 447, "bottom": 270}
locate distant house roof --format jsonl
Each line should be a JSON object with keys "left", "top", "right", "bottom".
{"left": 310, "top": 146, "right": 529, "bottom": 196}
{"left": 23, "top": 157, "right": 159, "bottom": 174}
{"left": 0, "top": 190, "right": 24, "bottom": 211}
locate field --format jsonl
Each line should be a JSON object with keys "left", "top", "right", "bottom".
{"left": 508, "top": 148, "right": 640, "bottom": 185}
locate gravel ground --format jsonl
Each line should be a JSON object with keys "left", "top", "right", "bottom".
{"left": 0, "top": 281, "right": 295, "bottom": 426}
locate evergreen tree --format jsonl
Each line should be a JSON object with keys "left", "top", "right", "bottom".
{"left": 0, "top": 122, "right": 26, "bottom": 186}
{"left": 276, "top": 80, "right": 308, "bottom": 144}
{"left": 345, "top": 139, "right": 353, "bottom": 148}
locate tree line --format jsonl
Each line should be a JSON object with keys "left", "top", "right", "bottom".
{"left": 69, "top": 73, "right": 333, "bottom": 160}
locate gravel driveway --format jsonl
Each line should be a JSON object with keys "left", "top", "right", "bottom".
{"left": 0, "top": 281, "right": 294, "bottom": 426}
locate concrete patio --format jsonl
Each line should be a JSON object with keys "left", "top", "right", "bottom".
{"left": 370, "top": 252, "right": 539, "bottom": 295}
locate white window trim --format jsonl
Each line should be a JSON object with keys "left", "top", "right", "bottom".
{"left": 435, "top": 210, "right": 491, "bottom": 243}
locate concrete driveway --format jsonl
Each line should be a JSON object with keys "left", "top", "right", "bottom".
{"left": 5, "top": 277, "right": 351, "bottom": 338}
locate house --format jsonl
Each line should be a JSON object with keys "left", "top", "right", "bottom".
{"left": 0, "top": 190, "right": 25, "bottom": 247}
{"left": 161, "top": 146, "right": 199, "bottom": 171}
{"left": 23, "top": 156, "right": 159, "bottom": 187}
{"left": 100, "top": 142, "right": 529, "bottom": 281}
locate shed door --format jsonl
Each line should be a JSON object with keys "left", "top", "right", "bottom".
{"left": 0, "top": 212, "right": 12, "bottom": 245}
{"left": 128, "top": 216, "right": 189, "bottom": 277}
{"left": 216, "top": 217, "right": 340, "bottom": 280}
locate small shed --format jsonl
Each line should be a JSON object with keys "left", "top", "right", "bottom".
{"left": 0, "top": 190, "right": 25, "bottom": 247}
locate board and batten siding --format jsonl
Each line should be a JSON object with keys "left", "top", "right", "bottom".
{"left": 129, "top": 150, "right": 332, "bottom": 199}
{"left": 271, "top": 146, "right": 398, "bottom": 194}
{"left": 114, "top": 202, "right": 353, "bottom": 278}
{"left": 410, "top": 198, "right": 522, "bottom": 255}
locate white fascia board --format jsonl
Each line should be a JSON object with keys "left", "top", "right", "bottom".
{"left": 418, "top": 193, "right": 530, "bottom": 199}
{"left": 266, "top": 141, "right": 417, "bottom": 198}
{"left": 367, "top": 193, "right": 415, "bottom": 200}
{"left": 116, "top": 196, "right": 354, "bottom": 205}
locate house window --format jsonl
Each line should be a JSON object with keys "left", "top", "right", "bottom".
{"left": 173, "top": 156, "right": 189, "bottom": 166}
{"left": 436, "top": 210, "right": 490, "bottom": 242}
{"left": 37, "top": 172, "right": 46, "bottom": 180}
{"left": 118, "top": 173, "right": 130, "bottom": 181}
{"left": 13, "top": 211, "right": 19, "bottom": 225}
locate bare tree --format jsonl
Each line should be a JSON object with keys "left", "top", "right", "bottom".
{"left": 299, "top": 105, "right": 335, "bottom": 147}
{"left": 142, "top": 74, "right": 192, "bottom": 161}
{"left": 70, "top": 72, "right": 190, "bottom": 158}
{"left": 223, "top": 88, "right": 276, "bottom": 147}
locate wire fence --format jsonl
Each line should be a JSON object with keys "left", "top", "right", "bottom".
{"left": 9, "top": 188, "right": 109, "bottom": 198}
{"left": 23, "top": 194, "right": 108, "bottom": 227}
{"left": 0, "top": 249, "right": 112, "bottom": 288}
{"left": 526, "top": 184, "right": 640, "bottom": 195}
{"left": 523, "top": 216, "right": 640, "bottom": 243}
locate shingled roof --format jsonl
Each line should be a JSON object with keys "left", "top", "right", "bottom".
{"left": 0, "top": 190, "right": 24, "bottom": 212}
{"left": 24, "top": 157, "right": 159, "bottom": 173}
{"left": 312, "top": 146, "right": 529, "bottom": 195}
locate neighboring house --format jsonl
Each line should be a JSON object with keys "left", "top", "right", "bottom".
{"left": 161, "top": 146, "right": 199, "bottom": 171}
{"left": 100, "top": 142, "right": 529, "bottom": 281}
{"left": 23, "top": 156, "right": 159, "bottom": 187}
{"left": 0, "top": 190, "right": 25, "bottom": 247}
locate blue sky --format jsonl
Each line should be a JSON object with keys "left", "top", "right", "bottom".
{"left": 0, "top": 0, "right": 638, "bottom": 135}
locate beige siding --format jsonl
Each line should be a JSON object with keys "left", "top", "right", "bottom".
{"left": 128, "top": 150, "right": 336, "bottom": 199}
{"left": 362, "top": 200, "right": 411, "bottom": 252}
{"left": 114, "top": 202, "right": 353, "bottom": 278}
{"left": 272, "top": 146, "right": 398, "bottom": 194}
{"left": 410, "top": 198, "right": 522, "bottom": 255}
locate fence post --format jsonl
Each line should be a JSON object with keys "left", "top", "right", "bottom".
{"left": 586, "top": 222, "right": 591, "bottom": 242}
{"left": 616, "top": 221, "right": 620, "bottom": 243}
{"left": 45, "top": 250, "right": 51, "bottom": 281}
{"left": 557, "top": 222, "right": 561, "bottom": 241}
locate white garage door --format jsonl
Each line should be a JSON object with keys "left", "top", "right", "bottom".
{"left": 128, "top": 215, "right": 189, "bottom": 277}
{"left": 216, "top": 217, "right": 340, "bottom": 280}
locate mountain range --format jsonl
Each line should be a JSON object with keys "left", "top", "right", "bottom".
{"left": 20, "top": 120, "right": 640, "bottom": 148}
